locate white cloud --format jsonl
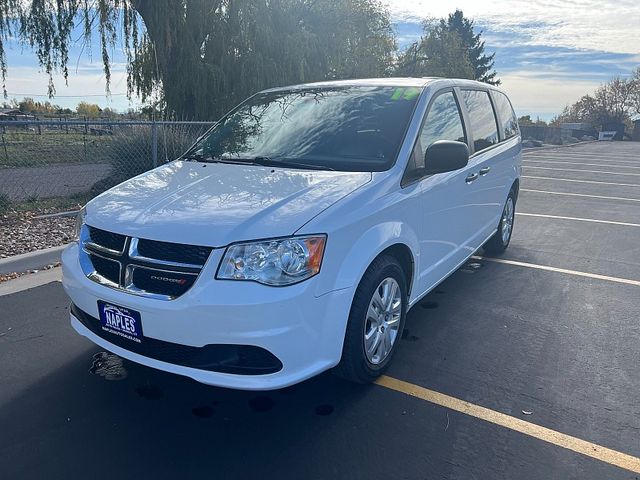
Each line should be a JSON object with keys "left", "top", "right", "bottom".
{"left": 3, "top": 65, "right": 140, "bottom": 111}
{"left": 385, "top": 0, "right": 640, "bottom": 55}
{"left": 500, "top": 72, "right": 601, "bottom": 118}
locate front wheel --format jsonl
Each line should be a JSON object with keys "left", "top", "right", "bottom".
{"left": 484, "top": 190, "right": 516, "bottom": 254}
{"left": 333, "top": 255, "right": 407, "bottom": 384}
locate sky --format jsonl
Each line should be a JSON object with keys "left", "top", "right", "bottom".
{"left": 388, "top": 0, "right": 640, "bottom": 119}
{"left": 2, "top": 0, "right": 639, "bottom": 120}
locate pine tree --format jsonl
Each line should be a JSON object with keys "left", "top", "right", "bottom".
{"left": 395, "top": 26, "right": 474, "bottom": 79}
{"left": 440, "top": 10, "right": 499, "bottom": 85}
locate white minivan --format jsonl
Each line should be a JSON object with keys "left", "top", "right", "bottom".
{"left": 62, "top": 78, "right": 521, "bottom": 390}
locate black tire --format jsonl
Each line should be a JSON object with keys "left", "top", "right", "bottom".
{"left": 484, "top": 189, "right": 516, "bottom": 254}
{"left": 333, "top": 255, "right": 407, "bottom": 384}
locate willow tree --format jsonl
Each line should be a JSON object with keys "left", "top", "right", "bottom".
{"left": 0, "top": 0, "right": 396, "bottom": 119}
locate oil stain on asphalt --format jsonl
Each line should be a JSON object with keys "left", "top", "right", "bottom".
{"left": 89, "top": 351, "right": 128, "bottom": 381}
{"left": 461, "top": 262, "right": 483, "bottom": 274}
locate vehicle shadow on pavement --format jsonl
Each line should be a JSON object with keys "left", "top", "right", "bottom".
{"left": 0, "top": 345, "right": 373, "bottom": 479}
{"left": 1, "top": 271, "right": 636, "bottom": 480}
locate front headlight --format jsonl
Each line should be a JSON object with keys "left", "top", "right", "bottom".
{"left": 216, "top": 235, "right": 327, "bottom": 286}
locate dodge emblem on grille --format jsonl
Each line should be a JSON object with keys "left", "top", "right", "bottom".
{"left": 150, "top": 275, "right": 188, "bottom": 285}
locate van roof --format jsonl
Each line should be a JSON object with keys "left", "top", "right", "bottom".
{"left": 261, "top": 77, "right": 502, "bottom": 93}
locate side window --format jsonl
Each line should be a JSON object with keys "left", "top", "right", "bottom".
{"left": 493, "top": 91, "right": 519, "bottom": 139}
{"left": 418, "top": 92, "right": 466, "bottom": 150}
{"left": 461, "top": 90, "right": 499, "bottom": 152}
{"left": 408, "top": 91, "right": 465, "bottom": 174}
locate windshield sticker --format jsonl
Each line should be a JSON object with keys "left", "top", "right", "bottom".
{"left": 391, "top": 88, "right": 405, "bottom": 100}
{"left": 403, "top": 87, "right": 421, "bottom": 100}
{"left": 391, "top": 87, "right": 420, "bottom": 101}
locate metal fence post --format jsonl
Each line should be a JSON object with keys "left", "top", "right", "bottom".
{"left": 151, "top": 121, "right": 158, "bottom": 167}
{"left": 2, "top": 134, "right": 7, "bottom": 162}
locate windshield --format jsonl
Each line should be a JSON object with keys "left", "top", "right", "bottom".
{"left": 185, "top": 85, "right": 422, "bottom": 171}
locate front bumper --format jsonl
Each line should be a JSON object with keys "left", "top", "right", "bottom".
{"left": 62, "top": 243, "right": 354, "bottom": 390}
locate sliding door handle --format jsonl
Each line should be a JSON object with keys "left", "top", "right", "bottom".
{"left": 465, "top": 173, "right": 479, "bottom": 184}
{"left": 479, "top": 167, "right": 491, "bottom": 176}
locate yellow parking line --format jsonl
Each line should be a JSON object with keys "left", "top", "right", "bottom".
{"left": 376, "top": 375, "right": 640, "bottom": 474}
{"left": 521, "top": 188, "right": 640, "bottom": 203}
{"left": 516, "top": 212, "right": 640, "bottom": 228}
{"left": 471, "top": 255, "right": 640, "bottom": 287}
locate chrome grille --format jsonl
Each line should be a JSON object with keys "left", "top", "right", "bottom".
{"left": 79, "top": 225, "right": 211, "bottom": 300}
{"left": 136, "top": 238, "right": 212, "bottom": 266}
{"left": 87, "top": 226, "right": 126, "bottom": 254}
{"left": 86, "top": 252, "right": 121, "bottom": 285}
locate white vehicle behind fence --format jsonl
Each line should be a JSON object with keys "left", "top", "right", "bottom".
{"left": 62, "top": 78, "right": 522, "bottom": 390}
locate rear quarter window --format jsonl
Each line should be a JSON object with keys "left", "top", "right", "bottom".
{"left": 461, "top": 90, "right": 499, "bottom": 153}
{"left": 493, "top": 91, "right": 520, "bottom": 140}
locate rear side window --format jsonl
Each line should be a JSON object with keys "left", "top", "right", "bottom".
{"left": 461, "top": 90, "right": 499, "bottom": 153}
{"left": 493, "top": 91, "right": 519, "bottom": 139}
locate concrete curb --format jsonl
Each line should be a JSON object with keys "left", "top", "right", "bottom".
{"left": 0, "top": 267, "right": 62, "bottom": 296}
{"left": 34, "top": 210, "right": 80, "bottom": 220}
{"left": 0, "top": 244, "right": 69, "bottom": 275}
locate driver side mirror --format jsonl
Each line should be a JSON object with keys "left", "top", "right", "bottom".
{"left": 423, "top": 140, "right": 469, "bottom": 175}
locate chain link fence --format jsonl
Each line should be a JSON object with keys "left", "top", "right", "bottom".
{"left": 0, "top": 120, "right": 214, "bottom": 206}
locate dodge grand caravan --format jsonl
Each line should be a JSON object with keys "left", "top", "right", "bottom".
{"left": 62, "top": 78, "right": 522, "bottom": 390}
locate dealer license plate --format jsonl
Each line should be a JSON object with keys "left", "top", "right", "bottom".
{"left": 97, "top": 300, "right": 143, "bottom": 343}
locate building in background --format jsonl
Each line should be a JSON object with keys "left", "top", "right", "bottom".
{"left": 0, "top": 108, "right": 36, "bottom": 121}
{"left": 632, "top": 115, "right": 640, "bottom": 142}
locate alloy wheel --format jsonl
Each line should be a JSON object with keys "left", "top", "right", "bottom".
{"left": 501, "top": 197, "right": 515, "bottom": 244}
{"left": 364, "top": 277, "right": 402, "bottom": 365}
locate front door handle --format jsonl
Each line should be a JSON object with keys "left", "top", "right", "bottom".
{"left": 479, "top": 167, "right": 491, "bottom": 176}
{"left": 465, "top": 172, "right": 479, "bottom": 184}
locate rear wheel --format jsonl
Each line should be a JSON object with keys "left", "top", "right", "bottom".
{"left": 333, "top": 255, "right": 407, "bottom": 384}
{"left": 484, "top": 190, "right": 516, "bottom": 254}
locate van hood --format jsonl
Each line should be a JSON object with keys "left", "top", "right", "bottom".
{"left": 85, "top": 160, "right": 371, "bottom": 246}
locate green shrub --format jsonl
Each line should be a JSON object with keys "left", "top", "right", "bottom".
{"left": 96, "top": 124, "right": 204, "bottom": 195}
{"left": 108, "top": 125, "right": 156, "bottom": 181}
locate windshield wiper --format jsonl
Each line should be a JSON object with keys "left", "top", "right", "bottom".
{"left": 183, "top": 152, "right": 214, "bottom": 162}
{"left": 252, "top": 156, "right": 335, "bottom": 171}
{"left": 184, "top": 153, "right": 334, "bottom": 171}
{"left": 182, "top": 153, "right": 259, "bottom": 166}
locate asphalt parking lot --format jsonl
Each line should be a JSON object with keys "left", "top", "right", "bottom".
{"left": 1, "top": 141, "right": 639, "bottom": 479}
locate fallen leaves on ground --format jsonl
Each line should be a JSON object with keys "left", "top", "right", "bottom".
{"left": 0, "top": 209, "right": 75, "bottom": 259}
